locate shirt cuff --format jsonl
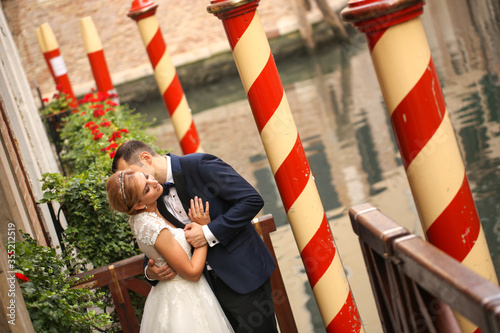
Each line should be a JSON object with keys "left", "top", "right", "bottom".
{"left": 144, "top": 264, "right": 156, "bottom": 281}
{"left": 202, "top": 225, "right": 219, "bottom": 247}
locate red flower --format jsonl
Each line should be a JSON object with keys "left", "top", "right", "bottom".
{"left": 97, "top": 92, "right": 109, "bottom": 102}
{"left": 119, "top": 128, "right": 129, "bottom": 134}
{"left": 52, "top": 93, "right": 59, "bottom": 99}
{"left": 56, "top": 84, "right": 63, "bottom": 91}
{"left": 105, "top": 108, "right": 115, "bottom": 112}
{"left": 110, "top": 151, "right": 116, "bottom": 159}
{"left": 7, "top": 251, "right": 14, "bottom": 256}
{"left": 91, "top": 129, "right": 99, "bottom": 134}
{"left": 105, "top": 100, "right": 118, "bottom": 107}
{"left": 84, "top": 121, "right": 96, "bottom": 128}
{"left": 15, "top": 272, "right": 29, "bottom": 283}
{"left": 42, "top": 98, "right": 49, "bottom": 103}
{"left": 80, "top": 111, "right": 86, "bottom": 116}
{"left": 107, "top": 131, "right": 122, "bottom": 142}
{"left": 93, "top": 109, "right": 105, "bottom": 118}
{"left": 93, "top": 133, "right": 103, "bottom": 141}
{"left": 91, "top": 87, "right": 96, "bottom": 92}
{"left": 89, "top": 125, "right": 99, "bottom": 131}
{"left": 100, "top": 119, "right": 112, "bottom": 127}
{"left": 101, "top": 142, "right": 119, "bottom": 152}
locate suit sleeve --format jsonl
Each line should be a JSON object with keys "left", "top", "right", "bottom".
{"left": 142, "top": 255, "right": 158, "bottom": 287}
{"left": 197, "top": 154, "right": 264, "bottom": 246}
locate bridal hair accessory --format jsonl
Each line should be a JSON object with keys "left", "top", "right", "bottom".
{"left": 119, "top": 171, "right": 127, "bottom": 203}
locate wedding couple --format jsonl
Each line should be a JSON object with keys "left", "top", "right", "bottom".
{"left": 105, "top": 140, "right": 278, "bottom": 333}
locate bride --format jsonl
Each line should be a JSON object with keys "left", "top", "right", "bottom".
{"left": 106, "top": 169, "right": 234, "bottom": 333}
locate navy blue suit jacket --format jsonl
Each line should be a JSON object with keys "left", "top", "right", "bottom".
{"left": 147, "top": 153, "right": 276, "bottom": 294}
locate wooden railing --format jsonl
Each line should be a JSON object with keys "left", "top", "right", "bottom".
{"left": 71, "top": 214, "right": 297, "bottom": 333}
{"left": 349, "top": 203, "right": 500, "bottom": 332}
{"left": 72, "top": 254, "right": 150, "bottom": 332}
{"left": 253, "top": 214, "right": 298, "bottom": 333}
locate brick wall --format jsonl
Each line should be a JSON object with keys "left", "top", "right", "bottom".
{"left": 2, "top": 0, "right": 339, "bottom": 99}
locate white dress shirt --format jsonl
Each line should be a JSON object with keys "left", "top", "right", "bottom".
{"left": 163, "top": 155, "right": 219, "bottom": 246}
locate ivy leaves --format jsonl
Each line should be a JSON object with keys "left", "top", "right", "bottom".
{"left": 10, "top": 232, "right": 112, "bottom": 332}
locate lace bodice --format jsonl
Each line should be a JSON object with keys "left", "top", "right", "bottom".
{"left": 130, "top": 212, "right": 234, "bottom": 332}
{"left": 130, "top": 212, "right": 191, "bottom": 268}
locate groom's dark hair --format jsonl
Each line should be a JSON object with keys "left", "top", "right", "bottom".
{"left": 111, "top": 140, "right": 159, "bottom": 172}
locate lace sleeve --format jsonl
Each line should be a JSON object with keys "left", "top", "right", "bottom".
{"left": 131, "top": 212, "right": 168, "bottom": 247}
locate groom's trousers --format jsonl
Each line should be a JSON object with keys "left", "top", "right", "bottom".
{"left": 208, "top": 271, "right": 278, "bottom": 333}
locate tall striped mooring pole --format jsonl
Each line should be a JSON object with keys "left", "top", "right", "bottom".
{"left": 38, "top": 23, "right": 78, "bottom": 108}
{"left": 208, "top": 1, "right": 364, "bottom": 332}
{"left": 128, "top": 0, "right": 203, "bottom": 155}
{"left": 341, "top": 1, "right": 498, "bottom": 331}
{"left": 80, "top": 16, "right": 119, "bottom": 103}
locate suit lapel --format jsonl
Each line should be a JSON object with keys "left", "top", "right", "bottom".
{"left": 173, "top": 169, "right": 191, "bottom": 214}
{"left": 156, "top": 198, "right": 185, "bottom": 229}
{"left": 169, "top": 154, "right": 191, "bottom": 214}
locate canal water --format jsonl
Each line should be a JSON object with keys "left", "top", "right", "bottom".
{"left": 125, "top": 1, "right": 500, "bottom": 332}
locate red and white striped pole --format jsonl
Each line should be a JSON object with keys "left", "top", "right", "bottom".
{"left": 39, "top": 23, "right": 78, "bottom": 108}
{"left": 128, "top": 0, "right": 202, "bottom": 154}
{"left": 342, "top": 1, "right": 498, "bottom": 331}
{"left": 208, "top": 1, "right": 363, "bottom": 332}
{"left": 80, "top": 16, "right": 119, "bottom": 104}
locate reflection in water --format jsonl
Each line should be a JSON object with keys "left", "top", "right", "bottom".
{"left": 355, "top": 117, "right": 385, "bottom": 197}
{"left": 454, "top": 72, "right": 500, "bottom": 278}
{"left": 136, "top": 1, "right": 499, "bottom": 331}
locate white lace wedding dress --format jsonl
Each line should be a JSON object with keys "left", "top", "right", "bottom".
{"left": 131, "top": 212, "right": 234, "bottom": 333}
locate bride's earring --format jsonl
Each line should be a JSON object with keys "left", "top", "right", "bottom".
{"left": 143, "top": 205, "right": 147, "bottom": 210}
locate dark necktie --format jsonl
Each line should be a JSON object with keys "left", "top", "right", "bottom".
{"left": 163, "top": 182, "right": 175, "bottom": 195}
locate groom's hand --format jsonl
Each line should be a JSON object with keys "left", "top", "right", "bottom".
{"left": 146, "top": 259, "right": 177, "bottom": 281}
{"left": 184, "top": 223, "right": 208, "bottom": 248}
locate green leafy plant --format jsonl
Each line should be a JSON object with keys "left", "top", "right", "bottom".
{"left": 40, "top": 84, "right": 74, "bottom": 117}
{"left": 38, "top": 91, "right": 162, "bottom": 268}
{"left": 40, "top": 167, "right": 139, "bottom": 270}
{"left": 37, "top": 90, "right": 168, "bottom": 330}
{"left": 9, "top": 231, "right": 112, "bottom": 332}
{"left": 57, "top": 91, "right": 154, "bottom": 175}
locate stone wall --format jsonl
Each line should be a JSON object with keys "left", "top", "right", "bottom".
{"left": 2, "top": 0, "right": 342, "bottom": 101}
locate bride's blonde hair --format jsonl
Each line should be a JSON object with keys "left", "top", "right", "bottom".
{"left": 106, "top": 169, "right": 142, "bottom": 215}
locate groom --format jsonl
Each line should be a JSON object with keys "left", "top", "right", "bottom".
{"left": 112, "top": 140, "right": 278, "bottom": 333}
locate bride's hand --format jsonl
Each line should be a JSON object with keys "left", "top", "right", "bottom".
{"left": 188, "top": 196, "right": 210, "bottom": 225}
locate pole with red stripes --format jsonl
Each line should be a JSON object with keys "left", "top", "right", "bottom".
{"left": 39, "top": 23, "right": 78, "bottom": 108}
{"left": 208, "top": 1, "right": 363, "bottom": 332}
{"left": 341, "top": 1, "right": 498, "bottom": 331}
{"left": 128, "top": 0, "right": 202, "bottom": 154}
{"left": 80, "top": 16, "right": 119, "bottom": 103}
{"left": 35, "top": 27, "right": 55, "bottom": 81}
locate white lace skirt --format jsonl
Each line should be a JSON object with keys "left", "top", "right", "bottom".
{"left": 139, "top": 275, "right": 234, "bottom": 333}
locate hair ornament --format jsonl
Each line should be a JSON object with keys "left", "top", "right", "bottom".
{"left": 119, "top": 171, "right": 127, "bottom": 203}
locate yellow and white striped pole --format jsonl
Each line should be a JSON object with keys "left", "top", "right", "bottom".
{"left": 342, "top": 1, "right": 498, "bottom": 331}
